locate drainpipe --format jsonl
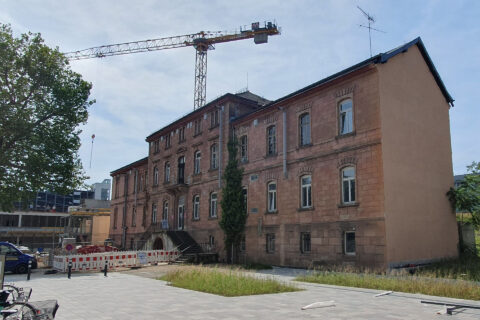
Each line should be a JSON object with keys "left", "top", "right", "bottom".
{"left": 282, "top": 107, "right": 288, "bottom": 179}
{"left": 218, "top": 106, "right": 224, "bottom": 188}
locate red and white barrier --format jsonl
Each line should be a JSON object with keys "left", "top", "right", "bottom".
{"left": 53, "top": 250, "right": 180, "bottom": 273}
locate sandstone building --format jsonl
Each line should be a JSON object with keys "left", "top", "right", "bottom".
{"left": 109, "top": 38, "right": 458, "bottom": 268}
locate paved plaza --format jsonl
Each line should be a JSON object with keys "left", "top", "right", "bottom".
{"left": 4, "top": 266, "right": 480, "bottom": 319}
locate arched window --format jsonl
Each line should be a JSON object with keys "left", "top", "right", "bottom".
{"left": 194, "top": 151, "right": 201, "bottom": 174}
{"left": 162, "top": 201, "right": 169, "bottom": 221}
{"left": 164, "top": 162, "right": 170, "bottom": 183}
{"left": 267, "top": 126, "right": 276, "bottom": 156}
{"left": 299, "top": 113, "right": 311, "bottom": 146}
{"left": 301, "top": 175, "right": 312, "bottom": 208}
{"left": 210, "top": 192, "right": 218, "bottom": 218}
{"left": 210, "top": 144, "right": 218, "bottom": 169}
{"left": 267, "top": 181, "right": 277, "bottom": 212}
{"left": 193, "top": 195, "right": 200, "bottom": 220}
{"left": 341, "top": 166, "right": 356, "bottom": 204}
{"left": 152, "top": 203, "right": 157, "bottom": 224}
{"left": 153, "top": 166, "right": 159, "bottom": 186}
{"left": 339, "top": 99, "right": 353, "bottom": 135}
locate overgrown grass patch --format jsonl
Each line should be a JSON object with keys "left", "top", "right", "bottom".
{"left": 159, "top": 267, "right": 300, "bottom": 297}
{"left": 416, "top": 255, "right": 480, "bottom": 282}
{"left": 296, "top": 272, "right": 480, "bottom": 301}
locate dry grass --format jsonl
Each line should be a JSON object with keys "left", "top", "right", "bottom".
{"left": 296, "top": 271, "right": 480, "bottom": 301}
{"left": 159, "top": 266, "right": 300, "bottom": 297}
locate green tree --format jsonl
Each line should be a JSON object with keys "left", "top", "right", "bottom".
{"left": 447, "top": 161, "right": 480, "bottom": 227}
{"left": 0, "top": 24, "right": 94, "bottom": 211}
{"left": 220, "top": 138, "right": 246, "bottom": 263}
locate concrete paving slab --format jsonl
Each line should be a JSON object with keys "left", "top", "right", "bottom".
{"left": 3, "top": 267, "right": 480, "bottom": 320}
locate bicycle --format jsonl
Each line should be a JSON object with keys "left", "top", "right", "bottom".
{"left": 1, "top": 300, "right": 59, "bottom": 320}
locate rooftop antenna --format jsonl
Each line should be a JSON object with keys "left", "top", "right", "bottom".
{"left": 357, "top": 6, "right": 385, "bottom": 57}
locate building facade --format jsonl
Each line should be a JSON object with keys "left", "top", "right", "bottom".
{"left": 109, "top": 38, "right": 458, "bottom": 269}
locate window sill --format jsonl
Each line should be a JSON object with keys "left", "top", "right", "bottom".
{"left": 193, "top": 172, "right": 202, "bottom": 176}
{"left": 163, "top": 181, "right": 171, "bottom": 185}
{"left": 338, "top": 202, "right": 359, "bottom": 208}
{"left": 208, "top": 168, "right": 218, "bottom": 172}
{"left": 192, "top": 218, "right": 200, "bottom": 222}
{"left": 208, "top": 216, "right": 218, "bottom": 220}
{"left": 193, "top": 132, "right": 203, "bottom": 138}
{"left": 178, "top": 140, "right": 186, "bottom": 145}
{"left": 266, "top": 251, "right": 275, "bottom": 254}
{"left": 300, "top": 251, "right": 311, "bottom": 255}
{"left": 297, "top": 206, "right": 314, "bottom": 212}
{"left": 335, "top": 131, "right": 356, "bottom": 140}
{"left": 298, "top": 143, "right": 312, "bottom": 149}
{"left": 209, "top": 124, "right": 219, "bottom": 131}
{"left": 240, "top": 159, "right": 249, "bottom": 164}
{"left": 265, "top": 210, "right": 278, "bottom": 215}
{"left": 153, "top": 151, "right": 160, "bottom": 155}
{"left": 265, "top": 153, "right": 278, "bottom": 159}
{"left": 165, "top": 146, "right": 172, "bottom": 150}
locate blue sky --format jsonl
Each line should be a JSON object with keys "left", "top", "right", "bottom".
{"left": 1, "top": 0, "right": 479, "bottom": 184}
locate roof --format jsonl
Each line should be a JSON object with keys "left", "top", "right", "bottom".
{"left": 233, "top": 37, "right": 454, "bottom": 123}
{"left": 110, "top": 157, "right": 148, "bottom": 176}
{"left": 145, "top": 91, "right": 269, "bottom": 141}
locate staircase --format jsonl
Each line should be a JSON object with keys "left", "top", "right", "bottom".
{"left": 166, "top": 231, "right": 202, "bottom": 255}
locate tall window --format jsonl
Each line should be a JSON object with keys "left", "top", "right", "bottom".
{"left": 164, "top": 162, "right": 170, "bottom": 183}
{"left": 162, "top": 201, "right": 169, "bottom": 221}
{"left": 131, "top": 208, "right": 136, "bottom": 227}
{"left": 194, "top": 119, "right": 202, "bottom": 135}
{"left": 154, "top": 140, "right": 160, "bottom": 153}
{"left": 267, "top": 125, "right": 276, "bottom": 156}
{"left": 142, "top": 206, "right": 146, "bottom": 227}
{"left": 210, "top": 192, "right": 218, "bottom": 218}
{"left": 267, "top": 181, "right": 277, "bottom": 212}
{"left": 152, "top": 203, "right": 157, "bottom": 224}
{"left": 339, "top": 99, "right": 353, "bottom": 135}
{"left": 210, "top": 144, "right": 218, "bottom": 169}
{"left": 301, "top": 175, "right": 312, "bottom": 208}
{"left": 341, "top": 167, "right": 356, "bottom": 204}
{"left": 115, "top": 177, "right": 119, "bottom": 198}
{"left": 153, "top": 166, "right": 159, "bottom": 186}
{"left": 193, "top": 195, "right": 200, "bottom": 220}
{"left": 165, "top": 134, "right": 171, "bottom": 148}
{"left": 113, "top": 207, "right": 118, "bottom": 229}
{"left": 211, "top": 109, "right": 219, "bottom": 127}
{"left": 242, "top": 187, "right": 248, "bottom": 214}
{"left": 344, "top": 231, "right": 356, "bottom": 255}
{"left": 240, "top": 135, "right": 248, "bottom": 162}
{"left": 266, "top": 233, "right": 275, "bottom": 253}
{"left": 300, "top": 232, "right": 311, "bottom": 253}
{"left": 299, "top": 113, "right": 311, "bottom": 146}
{"left": 139, "top": 174, "right": 144, "bottom": 192}
{"left": 178, "top": 126, "right": 186, "bottom": 143}
{"left": 194, "top": 151, "right": 201, "bottom": 174}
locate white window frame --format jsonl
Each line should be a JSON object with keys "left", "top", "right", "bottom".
{"left": 210, "top": 192, "right": 217, "bottom": 218}
{"left": 299, "top": 113, "right": 311, "bottom": 146}
{"left": 267, "top": 181, "right": 277, "bottom": 212}
{"left": 164, "top": 162, "right": 170, "bottom": 183}
{"left": 194, "top": 151, "right": 201, "bottom": 174}
{"left": 153, "top": 167, "right": 159, "bottom": 186}
{"left": 341, "top": 166, "right": 356, "bottom": 204}
{"left": 152, "top": 203, "right": 157, "bottom": 224}
{"left": 162, "top": 201, "right": 169, "bottom": 221}
{"left": 267, "top": 125, "right": 276, "bottom": 155}
{"left": 193, "top": 195, "right": 200, "bottom": 220}
{"left": 344, "top": 231, "right": 356, "bottom": 255}
{"left": 301, "top": 175, "right": 312, "bottom": 208}
{"left": 339, "top": 99, "right": 353, "bottom": 135}
{"left": 210, "top": 144, "right": 218, "bottom": 169}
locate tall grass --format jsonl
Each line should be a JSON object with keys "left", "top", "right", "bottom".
{"left": 416, "top": 255, "right": 480, "bottom": 282}
{"left": 159, "top": 267, "right": 300, "bottom": 297}
{"left": 296, "top": 272, "right": 480, "bottom": 300}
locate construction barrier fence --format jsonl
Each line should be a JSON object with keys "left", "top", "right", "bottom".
{"left": 53, "top": 250, "right": 180, "bottom": 273}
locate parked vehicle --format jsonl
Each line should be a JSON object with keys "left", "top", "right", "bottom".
{"left": 0, "top": 242, "right": 37, "bottom": 273}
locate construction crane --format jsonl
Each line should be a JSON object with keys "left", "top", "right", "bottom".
{"left": 65, "top": 21, "right": 280, "bottom": 110}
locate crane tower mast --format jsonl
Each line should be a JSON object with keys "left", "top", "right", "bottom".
{"left": 65, "top": 21, "right": 280, "bottom": 109}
